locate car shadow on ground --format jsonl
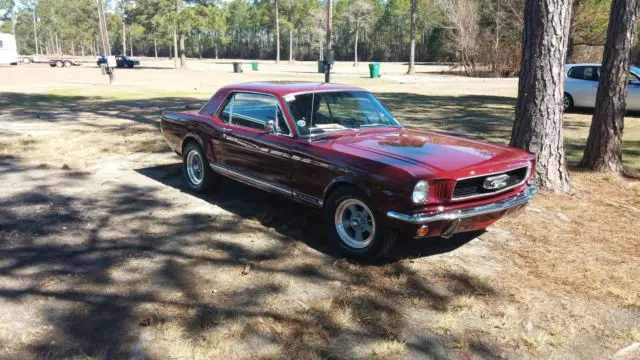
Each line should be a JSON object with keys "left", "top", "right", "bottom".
{"left": 135, "top": 162, "right": 480, "bottom": 263}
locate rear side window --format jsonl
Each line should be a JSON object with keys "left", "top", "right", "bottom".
{"left": 568, "top": 66, "right": 599, "bottom": 81}
{"left": 220, "top": 92, "right": 290, "bottom": 135}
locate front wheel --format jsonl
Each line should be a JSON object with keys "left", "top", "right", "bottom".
{"left": 63, "top": 60, "right": 72, "bottom": 67}
{"left": 324, "top": 186, "right": 395, "bottom": 260}
{"left": 182, "top": 142, "right": 217, "bottom": 193}
{"left": 55, "top": 60, "right": 63, "bottom": 68}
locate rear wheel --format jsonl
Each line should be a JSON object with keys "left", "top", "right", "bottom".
{"left": 563, "top": 93, "right": 574, "bottom": 112}
{"left": 63, "top": 60, "right": 72, "bottom": 67}
{"left": 55, "top": 60, "right": 63, "bottom": 68}
{"left": 325, "top": 186, "right": 395, "bottom": 260}
{"left": 22, "top": 57, "right": 31, "bottom": 64}
{"left": 182, "top": 142, "right": 217, "bottom": 193}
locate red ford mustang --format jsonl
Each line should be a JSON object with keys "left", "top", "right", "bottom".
{"left": 161, "top": 82, "right": 537, "bottom": 259}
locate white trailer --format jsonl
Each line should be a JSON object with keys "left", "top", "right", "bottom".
{"left": 0, "top": 33, "right": 19, "bottom": 65}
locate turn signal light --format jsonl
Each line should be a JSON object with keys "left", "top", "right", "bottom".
{"left": 417, "top": 225, "right": 429, "bottom": 237}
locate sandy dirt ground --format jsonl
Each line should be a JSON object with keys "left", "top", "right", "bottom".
{"left": 0, "top": 60, "right": 639, "bottom": 360}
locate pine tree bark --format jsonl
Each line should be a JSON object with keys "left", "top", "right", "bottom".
{"left": 511, "top": 0, "right": 572, "bottom": 192}
{"left": 579, "top": 0, "right": 639, "bottom": 173}
{"left": 566, "top": 0, "right": 580, "bottom": 63}
{"left": 275, "top": 0, "right": 280, "bottom": 63}
{"left": 407, "top": 0, "right": 417, "bottom": 74}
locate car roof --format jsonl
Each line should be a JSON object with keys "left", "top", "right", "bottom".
{"left": 565, "top": 63, "right": 601, "bottom": 68}
{"left": 219, "top": 81, "right": 365, "bottom": 97}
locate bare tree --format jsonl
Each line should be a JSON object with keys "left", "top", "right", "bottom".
{"left": 344, "top": 0, "right": 374, "bottom": 66}
{"left": 437, "top": 0, "right": 480, "bottom": 75}
{"left": 580, "top": 0, "right": 639, "bottom": 173}
{"left": 511, "top": 0, "right": 572, "bottom": 192}
{"left": 407, "top": 0, "right": 417, "bottom": 74}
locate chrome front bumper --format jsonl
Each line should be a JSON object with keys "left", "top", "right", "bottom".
{"left": 387, "top": 185, "right": 538, "bottom": 224}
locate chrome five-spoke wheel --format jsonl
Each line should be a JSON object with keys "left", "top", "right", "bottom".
{"left": 334, "top": 198, "right": 376, "bottom": 249}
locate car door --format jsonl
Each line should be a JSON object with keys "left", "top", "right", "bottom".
{"left": 626, "top": 72, "right": 640, "bottom": 111}
{"left": 566, "top": 65, "right": 599, "bottom": 107}
{"left": 216, "top": 92, "right": 294, "bottom": 195}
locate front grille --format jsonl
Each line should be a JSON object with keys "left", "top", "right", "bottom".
{"left": 452, "top": 166, "right": 529, "bottom": 200}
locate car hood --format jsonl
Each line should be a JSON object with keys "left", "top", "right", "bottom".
{"left": 330, "top": 128, "right": 532, "bottom": 177}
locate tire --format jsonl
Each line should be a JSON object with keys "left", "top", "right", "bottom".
{"left": 324, "top": 186, "right": 395, "bottom": 260}
{"left": 182, "top": 142, "right": 217, "bottom": 193}
{"left": 563, "top": 93, "right": 574, "bottom": 112}
{"left": 63, "top": 60, "right": 72, "bottom": 67}
{"left": 55, "top": 60, "right": 63, "bottom": 68}
{"left": 23, "top": 57, "right": 31, "bottom": 64}
{"left": 126, "top": 63, "right": 134, "bottom": 68}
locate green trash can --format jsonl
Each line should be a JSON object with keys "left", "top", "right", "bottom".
{"left": 251, "top": 62, "right": 259, "bottom": 71}
{"left": 369, "top": 63, "right": 380, "bottom": 78}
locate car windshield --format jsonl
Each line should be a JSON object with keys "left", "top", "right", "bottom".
{"left": 284, "top": 91, "right": 401, "bottom": 137}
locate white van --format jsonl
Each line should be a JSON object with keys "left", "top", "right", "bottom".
{"left": 0, "top": 33, "right": 19, "bottom": 65}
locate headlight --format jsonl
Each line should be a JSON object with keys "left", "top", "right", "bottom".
{"left": 412, "top": 180, "right": 429, "bottom": 204}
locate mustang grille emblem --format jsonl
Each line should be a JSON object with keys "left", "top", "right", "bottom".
{"left": 483, "top": 174, "right": 510, "bottom": 190}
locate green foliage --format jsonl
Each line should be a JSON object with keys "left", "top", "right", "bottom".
{"left": 5, "top": 0, "right": 617, "bottom": 65}
{"left": 574, "top": 0, "right": 611, "bottom": 46}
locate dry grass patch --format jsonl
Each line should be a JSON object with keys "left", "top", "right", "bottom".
{"left": 370, "top": 339, "right": 408, "bottom": 360}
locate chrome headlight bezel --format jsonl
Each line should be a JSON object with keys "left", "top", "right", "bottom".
{"left": 412, "top": 180, "right": 429, "bottom": 204}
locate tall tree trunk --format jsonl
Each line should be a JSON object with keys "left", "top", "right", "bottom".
{"left": 122, "top": 21, "right": 126, "bottom": 55}
{"left": 275, "top": 0, "right": 280, "bottom": 63}
{"left": 580, "top": 0, "right": 638, "bottom": 173}
{"left": 198, "top": 33, "right": 202, "bottom": 59}
{"left": 32, "top": 8, "right": 39, "bottom": 59}
{"left": 215, "top": 43, "right": 219, "bottom": 60}
{"left": 353, "top": 20, "right": 359, "bottom": 66}
{"left": 130, "top": 30, "right": 133, "bottom": 56}
{"left": 71, "top": 40, "right": 75, "bottom": 56}
{"left": 173, "top": 25, "right": 178, "bottom": 68}
{"left": 566, "top": 0, "right": 581, "bottom": 64}
{"left": 176, "top": 0, "right": 186, "bottom": 68}
{"left": 55, "top": 33, "right": 60, "bottom": 55}
{"left": 326, "top": 0, "right": 333, "bottom": 52}
{"left": 408, "top": 0, "right": 417, "bottom": 74}
{"left": 289, "top": 29, "right": 293, "bottom": 63}
{"left": 154, "top": 37, "right": 158, "bottom": 58}
{"left": 511, "top": 0, "right": 572, "bottom": 192}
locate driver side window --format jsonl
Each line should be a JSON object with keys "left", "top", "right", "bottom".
{"left": 220, "top": 92, "right": 290, "bottom": 135}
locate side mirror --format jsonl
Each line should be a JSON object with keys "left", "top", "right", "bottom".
{"left": 264, "top": 119, "right": 276, "bottom": 134}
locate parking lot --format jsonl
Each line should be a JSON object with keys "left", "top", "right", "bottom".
{"left": 0, "top": 60, "right": 639, "bottom": 359}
